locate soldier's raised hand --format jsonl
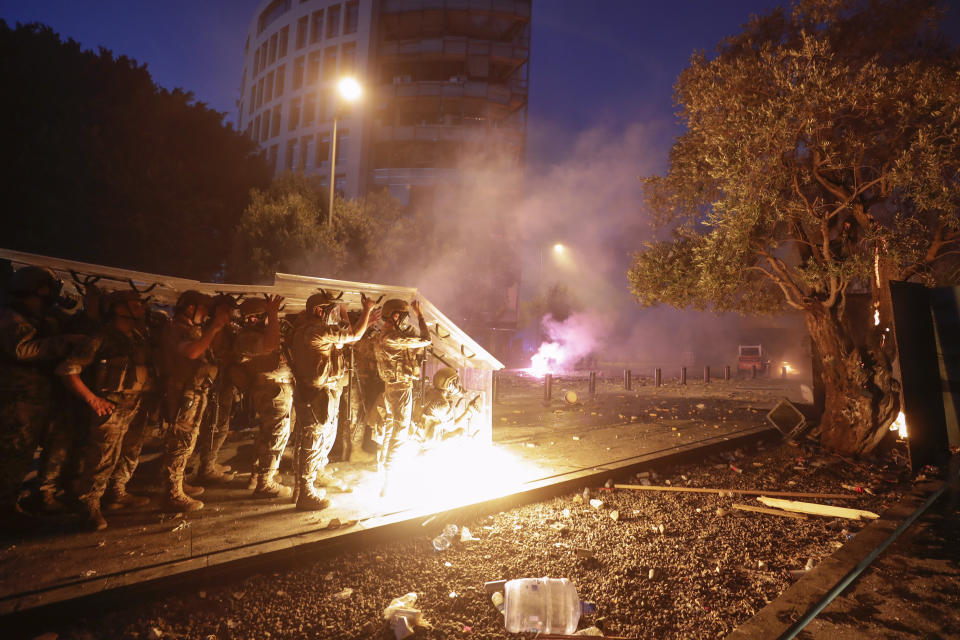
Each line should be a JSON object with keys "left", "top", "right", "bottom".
{"left": 410, "top": 299, "right": 422, "bottom": 317}
{"left": 361, "top": 292, "right": 376, "bottom": 312}
{"left": 211, "top": 305, "right": 231, "bottom": 329}
{"left": 264, "top": 294, "right": 285, "bottom": 315}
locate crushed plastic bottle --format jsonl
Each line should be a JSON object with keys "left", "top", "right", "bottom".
{"left": 502, "top": 577, "right": 596, "bottom": 634}
{"left": 432, "top": 524, "right": 459, "bottom": 551}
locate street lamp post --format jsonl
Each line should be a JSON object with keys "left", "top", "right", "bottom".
{"left": 328, "top": 77, "right": 363, "bottom": 227}
{"left": 535, "top": 242, "right": 565, "bottom": 347}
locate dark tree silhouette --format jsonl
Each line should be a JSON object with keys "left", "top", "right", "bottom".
{"left": 0, "top": 21, "right": 272, "bottom": 279}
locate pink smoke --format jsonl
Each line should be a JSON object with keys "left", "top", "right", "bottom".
{"left": 526, "top": 312, "right": 611, "bottom": 377}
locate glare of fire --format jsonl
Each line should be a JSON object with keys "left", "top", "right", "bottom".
{"left": 354, "top": 441, "right": 542, "bottom": 514}
{"left": 874, "top": 310, "right": 880, "bottom": 326}
{"left": 782, "top": 362, "right": 793, "bottom": 373}
{"left": 889, "top": 411, "right": 908, "bottom": 438}
{"left": 525, "top": 342, "right": 568, "bottom": 378}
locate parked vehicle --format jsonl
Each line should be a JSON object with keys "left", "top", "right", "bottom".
{"left": 737, "top": 344, "right": 769, "bottom": 375}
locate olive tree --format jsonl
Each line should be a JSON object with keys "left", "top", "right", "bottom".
{"left": 629, "top": 0, "right": 960, "bottom": 455}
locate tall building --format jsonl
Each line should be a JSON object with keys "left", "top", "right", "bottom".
{"left": 239, "top": 0, "right": 531, "bottom": 201}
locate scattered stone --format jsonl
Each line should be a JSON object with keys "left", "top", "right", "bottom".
{"left": 589, "top": 499, "right": 604, "bottom": 510}
{"left": 334, "top": 587, "right": 354, "bottom": 600}
{"left": 610, "top": 510, "right": 620, "bottom": 522}
{"left": 147, "top": 628, "right": 164, "bottom": 640}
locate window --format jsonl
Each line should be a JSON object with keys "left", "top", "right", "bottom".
{"left": 249, "top": 85, "right": 256, "bottom": 114}
{"left": 265, "top": 71, "right": 275, "bottom": 102}
{"left": 289, "top": 97, "right": 302, "bottom": 131}
{"left": 286, "top": 140, "right": 297, "bottom": 171}
{"left": 336, "top": 128, "right": 349, "bottom": 163}
{"left": 293, "top": 56, "right": 305, "bottom": 89}
{"left": 268, "top": 33, "right": 278, "bottom": 64}
{"left": 278, "top": 26, "right": 289, "bottom": 58}
{"left": 275, "top": 64, "right": 285, "bottom": 97}
{"left": 326, "top": 4, "right": 341, "bottom": 39}
{"left": 300, "top": 136, "right": 312, "bottom": 169}
{"left": 322, "top": 46, "right": 337, "bottom": 79}
{"left": 344, "top": 1, "right": 359, "bottom": 34}
{"left": 307, "top": 50, "right": 322, "bottom": 85}
{"left": 318, "top": 90, "right": 328, "bottom": 120}
{"left": 304, "top": 93, "right": 316, "bottom": 126}
{"left": 296, "top": 16, "right": 308, "bottom": 49}
{"left": 268, "top": 144, "right": 278, "bottom": 172}
{"left": 340, "top": 42, "right": 356, "bottom": 73}
{"left": 257, "top": 0, "right": 291, "bottom": 35}
{"left": 316, "top": 133, "right": 330, "bottom": 166}
{"left": 310, "top": 10, "right": 324, "bottom": 44}
{"left": 260, "top": 111, "right": 270, "bottom": 141}
{"left": 253, "top": 115, "right": 261, "bottom": 141}
{"left": 256, "top": 78, "right": 264, "bottom": 108}
{"left": 271, "top": 105, "right": 282, "bottom": 137}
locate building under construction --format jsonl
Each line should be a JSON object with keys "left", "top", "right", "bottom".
{"left": 239, "top": 0, "right": 531, "bottom": 202}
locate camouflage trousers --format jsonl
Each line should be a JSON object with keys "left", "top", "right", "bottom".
{"left": 0, "top": 385, "right": 53, "bottom": 510}
{"left": 161, "top": 385, "right": 210, "bottom": 487}
{"left": 293, "top": 384, "right": 342, "bottom": 482}
{"left": 75, "top": 392, "right": 143, "bottom": 504}
{"left": 197, "top": 381, "right": 236, "bottom": 468}
{"left": 377, "top": 381, "right": 417, "bottom": 475}
{"left": 109, "top": 392, "right": 157, "bottom": 489}
{"left": 251, "top": 377, "right": 293, "bottom": 474}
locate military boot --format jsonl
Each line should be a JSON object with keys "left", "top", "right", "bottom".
{"left": 182, "top": 481, "right": 205, "bottom": 497}
{"left": 103, "top": 483, "right": 150, "bottom": 511}
{"left": 79, "top": 498, "right": 108, "bottom": 531}
{"left": 295, "top": 473, "right": 330, "bottom": 511}
{"left": 196, "top": 461, "right": 236, "bottom": 485}
{"left": 253, "top": 470, "right": 293, "bottom": 499}
{"left": 162, "top": 473, "right": 204, "bottom": 512}
{"left": 314, "top": 468, "right": 352, "bottom": 493}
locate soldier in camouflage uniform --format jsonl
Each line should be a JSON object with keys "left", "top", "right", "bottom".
{"left": 234, "top": 296, "right": 295, "bottom": 498}
{"left": 0, "top": 267, "right": 85, "bottom": 515}
{"left": 195, "top": 294, "right": 240, "bottom": 485}
{"left": 374, "top": 298, "right": 432, "bottom": 497}
{"left": 420, "top": 367, "right": 481, "bottom": 447}
{"left": 58, "top": 290, "right": 154, "bottom": 530}
{"left": 289, "top": 291, "right": 379, "bottom": 510}
{"left": 106, "top": 304, "right": 168, "bottom": 498}
{"left": 158, "top": 291, "right": 231, "bottom": 512}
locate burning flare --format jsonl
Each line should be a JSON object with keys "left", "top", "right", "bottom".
{"left": 889, "top": 411, "right": 908, "bottom": 438}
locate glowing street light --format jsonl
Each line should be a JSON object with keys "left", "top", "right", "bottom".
{"left": 328, "top": 76, "right": 363, "bottom": 226}
{"left": 553, "top": 243, "right": 565, "bottom": 254}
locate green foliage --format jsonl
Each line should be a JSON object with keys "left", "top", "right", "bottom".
{"left": 629, "top": 0, "right": 960, "bottom": 315}
{"left": 230, "top": 173, "right": 423, "bottom": 283}
{"left": 0, "top": 21, "right": 272, "bottom": 279}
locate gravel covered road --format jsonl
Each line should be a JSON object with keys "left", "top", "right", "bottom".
{"left": 24, "top": 439, "right": 915, "bottom": 640}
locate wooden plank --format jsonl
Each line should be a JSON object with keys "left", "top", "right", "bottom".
{"left": 757, "top": 496, "right": 879, "bottom": 520}
{"left": 732, "top": 503, "right": 807, "bottom": 519}
{"left": 614, "top": 484, "right": 855, "bottom": 500}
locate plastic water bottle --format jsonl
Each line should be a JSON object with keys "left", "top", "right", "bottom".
{"left": 502, "top": 577, "right": 595, "bottom": 634}
{"left": 432, "top": 524, "right": 459, "bottom": 551}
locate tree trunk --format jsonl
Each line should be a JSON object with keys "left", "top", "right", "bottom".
{"left": 805, "top": 306, "right": 899, "bottom": 456}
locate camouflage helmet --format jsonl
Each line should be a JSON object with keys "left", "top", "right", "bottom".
{"left": 305, "top": 290, "right": 339, "bottom": 316}
{"left": 104, "top": 289, "right": 142, "bottom": 316}
{"left": 238, "top": 297, "right": 267, "bottom": 318}
{"left": 211, "top": 293, "right": 239, "bottom": 311}
{"left": 433, "top": 367, "right": 459, "bottom": 390}
{"left": 174, "top": 290, "right": 212, "bottom": 313}
{"left": 381, "top": 299, "right": 409, "bottom": 320}
{"left": 7, "top": 266, "right": 60, "bottom": 297}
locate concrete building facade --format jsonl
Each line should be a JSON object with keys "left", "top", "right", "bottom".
{"left": 239, "top": 0, "right": 531, "bottom": 201}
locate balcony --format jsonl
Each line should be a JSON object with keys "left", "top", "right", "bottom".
{"left": 381, "top": 79, "right": 524, "bottom": 105}
{"left": 379, "top": 37, "right": 529, "bottom": 64}
{"left": 380, "top": 0, "right": 531, "bottom": 18}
